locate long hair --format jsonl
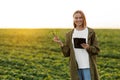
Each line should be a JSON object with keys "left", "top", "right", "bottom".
{"left": 73, "top": 10, "right": 87, "bottom": 28}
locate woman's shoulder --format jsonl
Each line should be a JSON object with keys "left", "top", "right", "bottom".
{"left": 66, "top": 29, "right": 74, "bottom": 35}
{"left": 87, "top": 27, "right": 95, "bottom": 33}
{"left": 87, "top": 27, "right": 94, "bottom": 30}
{"left": 64, "top": 29, "right": 74, "bottom": 38}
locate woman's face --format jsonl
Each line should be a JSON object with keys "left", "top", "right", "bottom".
{"left": 73, "top": 13, "right": 83, "bottom": 27}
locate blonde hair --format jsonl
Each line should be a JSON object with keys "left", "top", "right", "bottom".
{"left": 73, "top": 10, "right": 87, "bottom": 28}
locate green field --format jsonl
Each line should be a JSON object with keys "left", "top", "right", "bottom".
{"left": 0, "top": 29, "right": 120, "bottom": 80}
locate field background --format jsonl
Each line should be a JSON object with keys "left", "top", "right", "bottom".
{"left": 0, "top": 29, "right": 120, "bottom": 80}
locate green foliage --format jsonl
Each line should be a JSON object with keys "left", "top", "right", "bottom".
{"left": 0, "top": 29, "right": 120, "bottom": 80}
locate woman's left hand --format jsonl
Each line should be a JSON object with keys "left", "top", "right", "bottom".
{"left": 81, "top": 43, "right": 89, "bottom": 49}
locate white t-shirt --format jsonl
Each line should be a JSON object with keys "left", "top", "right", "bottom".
{"left": 72, "top": 27, "right": 90, "bottom": 69}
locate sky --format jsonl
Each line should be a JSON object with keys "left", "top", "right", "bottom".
{"left": 0, "top": 0, "right": 120, "bottom": 29}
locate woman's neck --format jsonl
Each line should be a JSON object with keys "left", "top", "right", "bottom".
{"left": 76, "top": 26, "right": 85, "bottom": 31}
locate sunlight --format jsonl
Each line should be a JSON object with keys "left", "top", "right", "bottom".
{"left": 0, "top": 0, "right": 120, "bottom": 29}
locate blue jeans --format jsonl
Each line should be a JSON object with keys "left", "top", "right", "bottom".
{"left": 78, "top": 68, "right": 91, "bottom": 80}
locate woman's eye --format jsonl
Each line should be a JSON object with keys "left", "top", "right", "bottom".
{"left": 75, "top": 17, "right": 82, "bottom": 19}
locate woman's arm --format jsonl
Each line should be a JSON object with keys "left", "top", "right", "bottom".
{"left": 53, "top": 34, "right": 70, "bottom": 57}
{"left": 61, "top": 33, "right": 70, "bottom": 57}
{"left": 86, "top": 31, "right": 100, "bottom": 55}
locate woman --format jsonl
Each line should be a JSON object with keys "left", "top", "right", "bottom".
{"left": 53, "top": 10, "right": 100, "bottom": 80}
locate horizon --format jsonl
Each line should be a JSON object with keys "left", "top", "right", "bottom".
{"left": 0, "top": 26, "right": 120, "bottom": 29}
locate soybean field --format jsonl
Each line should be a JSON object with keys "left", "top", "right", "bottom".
{"left": 0, "top": 29, "right": 120, "bottom": 80}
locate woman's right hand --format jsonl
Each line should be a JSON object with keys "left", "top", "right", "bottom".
{"left": 53, "top": 36, "right": 63, "bottom": 46}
